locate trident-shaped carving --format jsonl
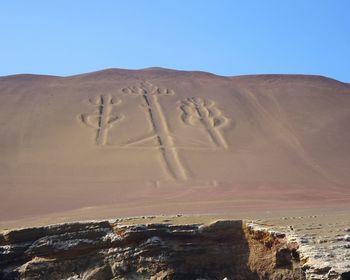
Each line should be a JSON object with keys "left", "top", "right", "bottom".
{"left": 77, "top": 83, "right": 230, "bottom": 183}
{"left": 80, "top": 94, "right": 123, "bottom": 146}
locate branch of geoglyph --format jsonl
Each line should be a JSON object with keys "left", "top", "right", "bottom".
{"left": 180, "top": 97, "right": 227, "bottom": 128}
{"left": 179, "top": 97, "right": 228, "bottom": 149}
{"left": 80, "top": 95, "right": 123, "bottom": 131}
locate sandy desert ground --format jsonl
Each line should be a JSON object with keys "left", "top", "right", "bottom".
{"left": 0, "top": 68, "right": 349, "bottom": 229}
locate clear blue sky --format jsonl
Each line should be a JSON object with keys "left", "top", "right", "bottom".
{"left": 1, "top": 1, "right": 349, "bottom": 82}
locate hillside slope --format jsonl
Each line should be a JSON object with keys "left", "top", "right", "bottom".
{"left": 0, "top": 68, "right": 349, "bottom": 225}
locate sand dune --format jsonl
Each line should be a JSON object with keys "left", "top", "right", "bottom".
{"left": 0, "top": 68, "right": 349, "bottom": 226}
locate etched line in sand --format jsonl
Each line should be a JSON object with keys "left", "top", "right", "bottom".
{"left": 80, "top": 95, "right": 123, "bottom": 146}
{"left": 179, "top": 97, "right": 229, "bottom": 149}
{"left": 122, "top": 82, "right": 188, "bottom": 181}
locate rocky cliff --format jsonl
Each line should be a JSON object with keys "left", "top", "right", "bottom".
{"left": 3, "top": 215, "right": 348, "bottom": 280}
{"left": 0, "top": 218, "right": 302, "bottom": 280}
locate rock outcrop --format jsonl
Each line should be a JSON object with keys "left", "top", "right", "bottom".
{"left": 249, "top": 216, "right": 350, "bottom": 280}
{"left": 0, "top": 217, "right": 302, "bottom": 280}
{"left": 1, "top": 216, "right": 349, "bottom": 279}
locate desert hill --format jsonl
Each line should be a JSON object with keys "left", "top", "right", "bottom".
{"left": 0, "top": 68, "right": 349, "bottom": 226}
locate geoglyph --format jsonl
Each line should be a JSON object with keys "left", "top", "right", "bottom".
{"left": 79, "top": 82, "right": 229, "bottom": 181}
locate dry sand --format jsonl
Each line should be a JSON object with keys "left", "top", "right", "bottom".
{"left": 0, "top": 68, "right": 349, "bottom": 229}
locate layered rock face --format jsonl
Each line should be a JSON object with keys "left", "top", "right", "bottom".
{"left": 0, "top": 219, "right": 304, "bottom": 280}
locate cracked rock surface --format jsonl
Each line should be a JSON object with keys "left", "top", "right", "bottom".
{"left": 0, "top": 214, "right": 349, "bottom": 280}
{"left": 252, "top": 213, "right": 350, "bottom": 280}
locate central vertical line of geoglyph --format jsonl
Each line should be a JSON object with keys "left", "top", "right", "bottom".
{"left": 122, "top": 82, "right": 188, "bottom": 181}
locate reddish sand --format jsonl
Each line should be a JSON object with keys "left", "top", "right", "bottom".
{"left": 0, "top": 68, "right": 349, "bottom": 228}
